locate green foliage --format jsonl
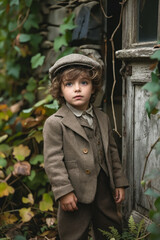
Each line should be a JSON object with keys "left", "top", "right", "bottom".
{"left": 142, "top": 51, "right": 160, "bottom": 118}
{"left": 142, "top": 51, "right": 160, "bottom": 240}
{"left": 54, "top": 12, "right": 76, "bottom": 58}
{"left": 31, "top": 53, "right": 45, "bottom": 69}
{"left": 99, "top": 215, "right": 146, "bottom": 240}
{"left": 0, "top": 95, "right": 59, "bottom": 238}
{"left": 0, "top": 0, "right": 45, "bottom": 104}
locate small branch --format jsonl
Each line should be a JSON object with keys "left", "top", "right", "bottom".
{"left": 136, "top": 232, "right": 150, "bottom": 240}
{"left": 4, "top": 173, "right": 12, "bottom": 182}
{"left": 10, "top": 8, "right": 30, "bottom": 32}
{"left": 109, "top": 1, "right": 127, "bottom": 137}
{"left": 99, "top": 0, "right": 112, "bottom": 19}
{"left": 142, "top": 137, "right": 160, "bottom": 180}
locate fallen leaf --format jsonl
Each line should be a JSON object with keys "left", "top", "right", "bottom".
{"left": 13, "top": 161, "right": 31, "bottom": 176}
{"left": 22, "top": 193, "right": 34, "bottom": 205}
{"left": 0, "top": 182, "right": 15, "bottom": 197}
{"left": 21, "top": 116, "right": 44, "bottom": 129}
{"left": 32, "top": 131, "right": 43, "bottom": 143}
{"left": 0, "top": 104, "right": 8, "bottom": 110}
{"left": 46, "top": 217, "right": 56, "bottom": 227}
{"left": 0, "top": 170, "right": 5, "bottom": 179}
{"left": 10, "top": 100, "right": 24, "bottom": 113}
{"left": 0, "top": 212, "right": 18, "bottom": 224}
{"left": 19, "top": 207, "right": 34, "bottom": 222}
{"left": 34, "top": 106, "right": 46, "bottom": 116}
{"left": 13, "top": 144, "right": 31, "bottom": 161}
{"left": 39, "top": 193, "right": 53, "bottom": 212}
{"left": 0, "top": 134, "right": 8, "bottom": 143}
{"left": 0, "top": 152, "right": 5, "bottom": 158}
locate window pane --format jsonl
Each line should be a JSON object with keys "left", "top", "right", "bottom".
{"left": 138, "top": 0, "right": 158, "bottom": 42}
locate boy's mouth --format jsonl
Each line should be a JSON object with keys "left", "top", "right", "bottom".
{"left": 74, "top": 95, "right": 83, "bottom": 99}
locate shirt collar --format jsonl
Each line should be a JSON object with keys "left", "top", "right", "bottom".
{"left": 66, "top": 102, "right": 93, "bottom": 118}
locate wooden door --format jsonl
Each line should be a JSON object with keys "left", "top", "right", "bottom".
{"left": 120, "top": 56, "right": 160, "bottom": 218}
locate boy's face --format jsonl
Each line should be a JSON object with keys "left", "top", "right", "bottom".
{"left": 61, "top": 73, "right": 94, "bottom": 111}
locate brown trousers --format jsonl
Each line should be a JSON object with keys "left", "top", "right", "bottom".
{"left": 57, "top": 170, "right": 122, "bottom": 240}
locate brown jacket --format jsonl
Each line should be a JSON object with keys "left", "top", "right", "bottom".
{"left": 43, "top": 104, "right": 128, "bottom": 203}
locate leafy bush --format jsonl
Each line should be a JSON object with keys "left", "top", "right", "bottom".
{"left": 0, "top": 93, "right": 59, "bottom": 238}
{"left": 99, "top": 215, "right": 147, "bottom": 240}
{"left": 142, "top": 49, "right": 160, "bottom": 240}
{"left": 0, "top": 0, "right": 60, "bottom": 238}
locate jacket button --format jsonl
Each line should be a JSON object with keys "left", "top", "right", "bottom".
{"left": 83, "top": 148, "right": 88, "bottom": 154}
{"left": 85, "top": 169, "right": 90, "bottom": 174}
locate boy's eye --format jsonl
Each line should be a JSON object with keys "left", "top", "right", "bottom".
{"left": 65, "top": 82, "right": 72, "bottom": 87}
{"left": 81, "top": 81, "right": 88, "bottom": 85}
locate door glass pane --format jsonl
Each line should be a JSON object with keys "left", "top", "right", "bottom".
{"left": 138, "top": 0, "right": 158, "bottom": 42}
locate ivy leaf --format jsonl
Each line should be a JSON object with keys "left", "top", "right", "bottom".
{"left": 30, "top": 34, "right": 43, "bottom": 51}
{"left": 30, "top": 154, "right": 44, "bottom": 165}
{"left": 8, "top": 21, "right": 17, "bottom": 32}
{"left": 147, "top": 222, "right": 160, "bottom": 237}
{"left": 155, "top": 197, "right": 160, "bottom": 211}
{"left": 19, "top": 34, "right": 31, "bottom": 43}
{"left": 39, "top": 193, "right": 53, "bottom": 212}
{"left": 54, "top": 35, "right": 68, "bottom": 52}
{"left": 23, "top": 14, "right": 39, "bottom": 32}
{"left": 13, "top": 144, "right": 31, "bottom": 161}
{"left": 145, "top": 188, "right": 160, "bottom": 199}
{"left": 151, "top": 71, "right": 159, "bottom": 83}
{"left": 31, "top": 53, "right": 45, "bottom": 69}
{"left": 32, "top": 131, "right": 43, "bottom": 143}
{"left": 0, "top": 144, "right": 11, "bottom": 157}
{"left": 144, "top": 95, "right": 159, "bottom": 118}
{"left": 0, "top": 157, "right": 7, "bottom": 168}
{"left": 143, "top": 82, "right": 160, "bottom": 94}
{"left": 28, "top": 170, "right": 36, "bottom": 181}
{"left": 26, "top": 77, "right": 37, "bottom": 92}
{"left": 151, "top": 50, "right": 160, "bottom": 61}
{"left": 57, "top": 47, "right": 75, "bottom": 59}
{"left": 24, "top": 92, "right": 35, "bottom": 104}
{"left": 0, "top": 182, "right": 15, "bottom": 198}
{"left": 7, "top": 63, "right": 20, "bottom": 79}
{"left": 60, "top": 13, "right": 76, "bottom": 34}
{"left": 0, "top": 212, "right": 18, "bottom": 225}
{"left": 22, "top": 193, "right": 34, "bottom": 205}
{"left": 19, "top": 207, "right": 34, "bottom": 222}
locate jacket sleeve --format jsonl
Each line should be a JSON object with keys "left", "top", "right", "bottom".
{"left": 43, "top": 116, "right": 74, "bottom": 201}
{"left": 107, "top": 116, "right": 129, "bottom": 188}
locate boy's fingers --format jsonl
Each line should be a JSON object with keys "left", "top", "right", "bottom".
{"left": 71, "top": 201, "right": 78, "bottom": 210}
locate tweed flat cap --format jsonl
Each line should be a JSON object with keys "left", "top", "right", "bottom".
{"left": 49, "top": 53, "right": 101, "bottom": 79}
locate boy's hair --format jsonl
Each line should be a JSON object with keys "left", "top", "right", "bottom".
{"left": 50, "top": 66, "right": 102, "bottom": 105}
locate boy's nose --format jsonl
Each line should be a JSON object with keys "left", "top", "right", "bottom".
{"left": 74, "top": 83, "right": 81, "bottom": 91}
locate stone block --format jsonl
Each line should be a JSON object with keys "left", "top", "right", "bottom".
{"left": 47, "top": 26, "right": 60, "bottom": 41}
{"left": 48, "top": 7, "right": 68, "bottom": 26}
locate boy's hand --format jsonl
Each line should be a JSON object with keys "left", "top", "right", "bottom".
{"left": 115, "top": 188, "right": 125, "bottom": 204}
{"left": 59, "top": 192, "right": 78, "bottom": 211}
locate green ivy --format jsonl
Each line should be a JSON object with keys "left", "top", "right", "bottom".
{"left": 142, "top": 50, "right": 160, "bottom": 240}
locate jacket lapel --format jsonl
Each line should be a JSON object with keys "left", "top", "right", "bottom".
{"left": 55, "top": 105, "right": 89, "bottom": 142}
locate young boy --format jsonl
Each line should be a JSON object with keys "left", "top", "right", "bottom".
{"left": 43, "top": 53, "right": 129, "bottom": 240}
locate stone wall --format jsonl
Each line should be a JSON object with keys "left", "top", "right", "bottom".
{"left": 40, "top": 0, "right": 104, "bottom": 75}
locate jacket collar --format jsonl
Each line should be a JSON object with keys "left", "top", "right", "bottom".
{"left": 54, "top": 105, "right": 108, "bottom": 144}
{"left": 55, "top": 104, "right": 89, "bottom": 141}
